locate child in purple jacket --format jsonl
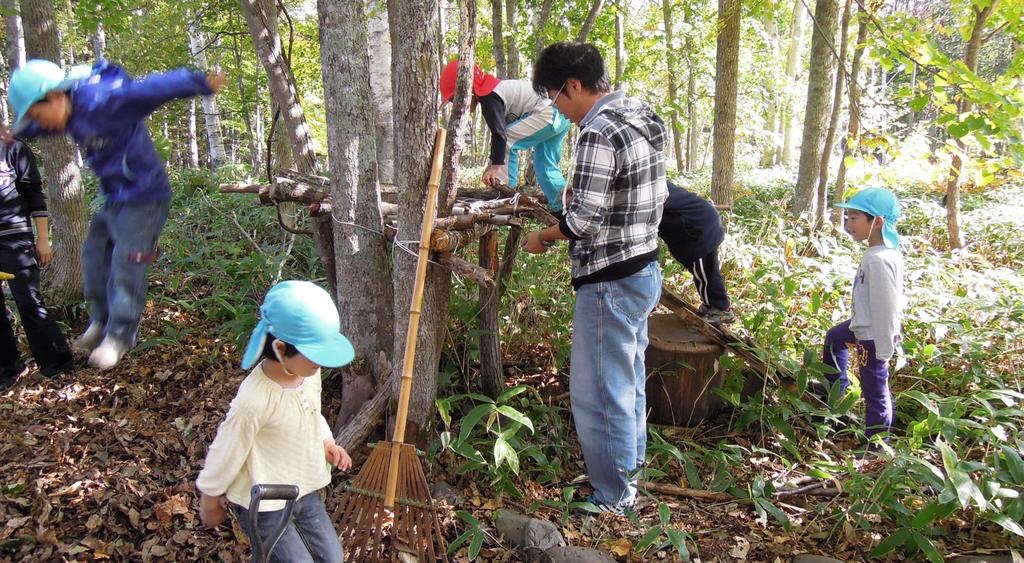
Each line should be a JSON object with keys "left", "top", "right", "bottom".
{"left": 8, "top": 59, "right": 225, "bottom": 370}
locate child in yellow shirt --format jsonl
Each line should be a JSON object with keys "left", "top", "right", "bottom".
{"left": 196, "top": 280, "right": 354, "bottom": 562}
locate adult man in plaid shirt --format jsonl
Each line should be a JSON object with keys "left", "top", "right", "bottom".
{"left": 523, "top": 42, "right": 667, "bottom": 514}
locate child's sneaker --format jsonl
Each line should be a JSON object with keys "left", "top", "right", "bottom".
{"left": 72, "top": 323, "right": 105, "bottom": 355}
{"left": 88, "top": 337, "right": 127, "bottom": 370}
{"left": 0, "top": 362, "right": 28, "bottom": 391}
{"left": 698, "top": 305, "right": 736, "bottom": 325}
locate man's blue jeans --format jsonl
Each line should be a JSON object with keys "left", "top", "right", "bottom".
{"left": 82, "top": 198, "right": 169, "bottom": 346}
{"left": 232, "top": 492, "right": 344, "bottom": 563}
{"left": 570, "top": 261, "right": 662, "bottom": 509}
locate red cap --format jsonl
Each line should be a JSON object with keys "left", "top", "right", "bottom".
{"left": 440, "top": 59, "right": 500, "bottom": 103}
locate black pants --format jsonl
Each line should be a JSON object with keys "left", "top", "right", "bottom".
{"left": 682, "top": 249, "right": 731, "bottom": 311}
{"left": 0, "top": 263, "right": 73, "bottom": 377}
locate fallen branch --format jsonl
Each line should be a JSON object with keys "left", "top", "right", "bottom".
{"left": 334, "top": 379, "right": 392, "bottom": 457}
{"left": 436, "top": 252, "right": 495, "bottom": 287}
{"left": 641, "top": 481, "right": 738, "bottom": 503}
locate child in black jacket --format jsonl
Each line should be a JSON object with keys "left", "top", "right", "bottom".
{"left": 659, "top": 181, "right": 734, "bottom": 324}
{"left": 0, "top": 139, "right": 73, "bottom": 388}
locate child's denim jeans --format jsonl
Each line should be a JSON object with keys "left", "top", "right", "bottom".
{"left": 570, "top": 260, "right": 662, "bottom": 510}
{"left": 82, "top": 198, "right": 169, "bottom": 346}
{"left": 233, "top": 491, "right": 344, "bottom": 563}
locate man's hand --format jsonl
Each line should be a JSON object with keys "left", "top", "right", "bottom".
{"left": 521, "top": 231, "right": 549, "bottom": 254}
{"left": 324, "top": 439, "right": 352, "bottom": 471}
{"left": 35, "top": 239, "right": 52, "bottom": 267}
{"left": 198, "top": 492, "right": 228, "bottom": 528}
{"left": 206, "top": 70, "right": 227, "bottom": 94}
{"left": 481, "top": 164, "right": 506, "bottom": 187}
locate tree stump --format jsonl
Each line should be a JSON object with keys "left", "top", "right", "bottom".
{"left": 645, "top": 313, "right": 725, "bottom": 426}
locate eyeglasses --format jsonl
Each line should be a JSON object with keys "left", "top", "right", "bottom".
{"left": 548, "top": 82, "right": 567, "bottom": 105}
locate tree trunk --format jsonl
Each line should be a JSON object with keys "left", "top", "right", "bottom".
{"left": 240, "top": 0, "right": 336, "bottom": 293}
{"left": 576, "top": 0, "right": 605, "bottom": 43}
{"left": 792, "top": 0, "right": 839, "bottom": 220}
{"left": 781, "top": 0, "right": 806, "bottom": 165}
{"left": 533, "top": 0, "right": 555, "bottom": 57}
{"left": 387, "top": 0, "right": 446, "bottom": 445}
{"left": 442, "top": 0, "right": 477, "bottom": 214}
{"left": 20, "top": 0, "right": 87, "bottom": 305}
{"left": 663, "top": 0, "right": 683, "bottom": 173}
{"left": 711, "top": 0, "right": 740, "bottom": 208}
{"left": 478, "top": 229, "right": 502, "bottom": 397}
{"left": 188, "top": 99, "right": 200, "bottom": 167}
{"left": 317, "top": 0, "right": 395, "bottom": 420}
{"left": 760, "top": 8, "right": 781, "bottom": 167}
{"left": 684, "top": 8, "right": 697, "bottom": 172}
{"left": 367, "top": 0, "right": 394, "bottom": 184}
{"left": 944, "top": 1, "right": 996, "bottom": 250}
{"left": 230, "top": 26, "right": 261, "bottom": 172}
{"left": 3, "top": 0, "right": 25, "bottom": 70}
{"left": 833, "top": 8, "right": 868, "bottom": 213}
{"left": 491, "top": 0, "right": 506, "bottom": 76}
{"left": 92, "top": 22, "right": 105, "bottom": 59}
{"left": 187, "top": 26, "right": 228, "bottom": 167}
{"left": 614, "top": 0, "right": 625, "bottom": 90}
{"left": 504, "top": 0, "right": 519, "bottom": 77}
{"left": 817, "top": 0, "right": 853, "bottom": 224}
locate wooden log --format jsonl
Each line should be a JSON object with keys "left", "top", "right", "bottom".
{"left": 641, "top": 481, "right": 737, "bottom": 503}
{"left": 219, "top": 177, "right": 328, "bottom": 205}
{"left": 478, "top": 230, "right": 503, "bottom": 397}
{"left": 498, "top": 225, "right": 523, "bottom": 292}
{"left": 454, "top": 183, "right": 546, "bottom": 201}
{"left": 430, "top": 227, "right": 484, "bottom": 253}
{"left": 334, "top": 378, "right": 392, "bottom": 464}
{"left": 436, "top": 252, "right": 495, "bottom": 287}
{"left": 645, "top": 314, "right": 726, "bottom": 426}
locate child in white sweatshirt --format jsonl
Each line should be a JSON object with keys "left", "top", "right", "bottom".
{"left": 196, "top": 280, "right": 355, "bottom": 562}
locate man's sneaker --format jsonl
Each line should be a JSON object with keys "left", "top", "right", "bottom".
{"left": 574, "top": 494, "right": 632, "bottom": 517}
{"left": 88, "top": 337, "right": 128, "bottom": 370}
{"left": 72, "top": 323, "right": 105, "bottom": 355}
{"left": 698, "top": 305, "right": 736, "bottom": 325}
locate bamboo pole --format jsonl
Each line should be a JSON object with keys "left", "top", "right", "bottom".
{"left": 383, "top": 128, "right": 447, "bottom": 511}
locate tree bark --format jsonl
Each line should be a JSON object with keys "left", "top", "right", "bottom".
{"left": 533, "top": 0, "right": 555, "bottom": 58}
{"left": 442, "top": 0, "right": 477, "bottom": 214}
{"left": 781, "top": 0, "right": 806, "bottom": 165}
{"left": 760, "top": 8, "right": 781, "bottom": 167}
{"left": 614, "top": 0, "right": 625, "bottom": 90}
{"left": 817, "top": 0, "right": 852, "bottom": 224}
{"left": 187, "top": 26, "right": 228, "bottom": 168}
{"left": 387, "top": 0, "right": 446, "bottom": 445}
{"left": 792, "top": 0, "right": 839, "bottom": 220}
{"left": 3, "top": 0, "right": 24, "bottom": 70}
{"left": 230, "top": 21, "right": 261, "bottom": 172}
{"left": 662, "top": 0, "right": 683, "bottom": 173}
{"left": 367, "top": 0, "right": 394, "bottom": 184}
{"left": 504, "top": 0, "right": 520, "bottom": 77}
{"left": 188, "top": 99, "right": 200, "bottom": 167}
{"left": 317, "top": 0, "right": 395, "bottom": 388}
{"left": 833, "top": 8, "right": 868, "bottom": 212}
{"left": 491, "top": 0, "right": 506, "bottom": 76}
{"left": 20, "top": 0, "right": 87, "bottom": 305}
{"left": 684, "top": 9, "right": 697, "bottom": 172}
{"left": 478, "top": 229, "right": 503, "bottom": 397}
{"left": 240, "top": 0, "right": 336, "bottom": 293}
{"left": 944, "top": 1, "right": 996, "bottom": 250}
{"left": 711, "top": 0, "right": 740, "bottom": 208}
{"left": 576, "top": 0, "right": 605, "bottom": 43}
{"left": 92, "top": 22, "right": 105, "bottom": 60}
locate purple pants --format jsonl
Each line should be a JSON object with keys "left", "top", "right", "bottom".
{"left": 822, "top": 319, "right": 893, "bottom": 437}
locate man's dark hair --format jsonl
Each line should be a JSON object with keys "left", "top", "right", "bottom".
{"left": 262, "top": 334, "right": 299, "bottom": 361}
{"left": 533, "top": 42, "right": 611, "bottom": 96}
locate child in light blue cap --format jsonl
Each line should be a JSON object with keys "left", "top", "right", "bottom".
{"left": 822, "top": 188, "right": 905, "bottom": 442}
{"left": 196, "top": 280, "right": 354, "bottom": 562}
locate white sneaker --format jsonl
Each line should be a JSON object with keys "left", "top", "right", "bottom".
{"left": 88, "top": 337, "right": 127, "bottom": 370}
{"left": 72, "top": 323, "right": 105, "bottom": 354}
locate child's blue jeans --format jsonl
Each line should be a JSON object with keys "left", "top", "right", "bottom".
{"left": 82, "top": 198, "right": 169, "bottom": 346}
{"left": 822, "top": 319, "right": 893, "bottom": 437}
{"left": 232, "top": 491, "right": 344, "bottom": 563}
{"left": 570, "top": 261, "right": 662, "bottom": 510}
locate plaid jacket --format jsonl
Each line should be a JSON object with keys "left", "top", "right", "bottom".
{"left": 560, "top": 92, "right": 668, "bottom": 282}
